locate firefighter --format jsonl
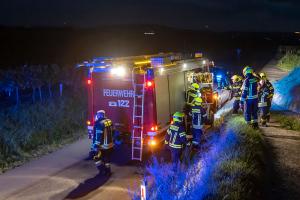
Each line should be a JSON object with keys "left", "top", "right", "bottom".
{"left": 240, "top": 66, "right": 259, "bottom": 129}
{"left": 259, "top": 72, "right": 274, "bottom": 122}
{"left": 185, "top": 83, "right": 200, "bottom": 135}
{"left": 231, "top": 75, "right": 243, "bottom": 114}
{"left": 186, "top": 83, "right": 200, "bottom": 107}
{"left": 165, "top": 112, "right": 187, "bottom": 167}
{"left": 190, "top": 97, "right": 207, "bottom": 148}
{"left": 92, "top": 110, "right": 114, "bottom": 175}
{"left": 258, "top": 79, "right": 271, "bottom": 127}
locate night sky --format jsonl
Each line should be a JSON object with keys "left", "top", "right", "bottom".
{"left": 1, "top": 0, "right": 300, "bottom": 31}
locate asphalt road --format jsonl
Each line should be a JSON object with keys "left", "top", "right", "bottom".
{"left": 0, "top": 139, "right": 142, "bottom": 200}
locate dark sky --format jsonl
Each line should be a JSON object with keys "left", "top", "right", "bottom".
{"left": 1, "top": 0, "right": 300, "bottom": 31}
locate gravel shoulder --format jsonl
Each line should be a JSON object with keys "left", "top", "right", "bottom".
{"left": 262, "top": 119, "right": 300, "bottom": 200}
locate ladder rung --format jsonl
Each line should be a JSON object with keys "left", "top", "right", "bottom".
{"left": 132, "top": 137, "right": 142, "bottom": 139}
{"left": 134, "top": 116, "right": 142, "bottom": 118}
{"left": 133, "top": 147, "right": 142, "bottom": 150}
{"left": 135, "top": 84, "right": 144, "bottom": 86}
{"left": 135, "top": 95, "right": 143, "bottom": 97}
{"left": 134, "top": 105, "right": 142, "bottom": 107}
{"left": 133, "top": 126, "right": 142, "bottom": 128}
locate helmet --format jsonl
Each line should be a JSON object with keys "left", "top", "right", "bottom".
{"left": 259, "top": 72, "right": 267, "bottom": 80}
{"left": 173, "top": 112, "right": 185, "bottom": 123}
{"left": 231, "top": 75, "right": 238, "bottom": 82}
{"left": 194, "top": 97, "right": 203, "bottom": 106}
{"left": 95, "top": 110, "right": 105, "bottom": 121}
{"left": 242, "top": 66, "right": 253, "bottom": 76}
{"left": 191, "top": 83, "right": 200, "bottom": 90}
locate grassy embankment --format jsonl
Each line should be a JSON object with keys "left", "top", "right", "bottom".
{"left": 214, "top": 116, "right": 265, "bottom": 200}
{"left": 278, "top": 51, "right": 300, "bottom": 71}
{"left": 0, "top": 94, "right": 86, "bottom": 173}
{"left": 271, "top": 112, "right": 300, "bottom": 132}
{"left": 136, "top": 115, "right": 266, "bottom": 200}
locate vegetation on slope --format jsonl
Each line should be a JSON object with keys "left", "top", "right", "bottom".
{"left": 134, "top": 116, "right": 266, "bottom": 200}
{"left": 278, "top": 51, "right": 300, "bottom": 71}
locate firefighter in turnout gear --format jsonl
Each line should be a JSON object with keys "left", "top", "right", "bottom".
{"left": 165, "top": 112, "right": 187, "bottom": 167}
{"left": 186, "top": 83, "right": 200, "bottom": 107}
{"left": 93, "top": 110, "right": 114, "bottom": 175}
{"left": 231, "top": 75, "right": 243, "bottom": 114}
{"left": 259, "top": 72, "right": 274, "bottom": 122}
{"left": 185, "top": 83, "right": 200, "bottom": 135}
{"left": 190, "top": 97, "right": 207, "bottom": 148}
{"left": 258, "top": 79, "right": 271, "bottom": 127}
{"left": 240, "top": 66, "right": 259, "bottom": 129}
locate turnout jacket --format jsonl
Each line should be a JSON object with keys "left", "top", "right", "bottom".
{"left": 231, "top": 80, "right": 243, "bottom": 99}
{"left": 165, "top": 123, "right": 187, "bottom": 149}
{"left": 266, "top": 80, "right": 274, "bottom": 99}
{"left": 94, "top": 118, "right": 114, "bottom": 150}
{"left": 187, "top": 89, "right": 198, "bottom": 106}
{"left": 191, "top": 105, "right": 207, "bottom": 129}
{"left": 258, "top": 84, "right": 270, "bottom": 107}
{"left": 241, "top": 74, "right": 259, "bottom": 101}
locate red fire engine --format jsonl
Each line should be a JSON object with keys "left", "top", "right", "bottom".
{"left": 80, "top": 53, "right": 223, "bottom": 161}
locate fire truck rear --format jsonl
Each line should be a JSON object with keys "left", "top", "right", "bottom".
{"left": 80, "top": 53, "right": 226, "bottom": 161}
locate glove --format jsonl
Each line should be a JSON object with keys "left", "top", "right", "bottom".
{"left": 186, "top": 141, "right": 192, "bottom": 147}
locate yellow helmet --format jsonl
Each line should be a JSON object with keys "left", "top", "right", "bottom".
{"left": 173, "top": 112, "right": 185, "bottom": 123}
{"left": 259, "top": 72, "right": 267, "bottom": 80}
{"left": 231, "top": 75, "right": 238, "bottom": 82}
{"left": 242, "top": 66, "right": 253, "bottom": 76}
{"left": 194, "top": 97, "right": 203, "bottom": 106}
{"left": 191, "top": 83, "right": 200, "bottom": 90}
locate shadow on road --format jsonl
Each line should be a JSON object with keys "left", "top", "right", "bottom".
{"left": 64, "top": 173, "right": 111, "bottom": 199}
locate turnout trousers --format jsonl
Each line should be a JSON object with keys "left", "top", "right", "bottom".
{"left": 259, "top": 106, "right": 270, "bottom": 125}
{"left": 233, "top": 99, "right": 240, "bottom": 114}
{"left": 244, "top": 98, "right": 258, "bottom": 124}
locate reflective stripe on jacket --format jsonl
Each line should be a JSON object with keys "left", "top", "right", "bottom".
{"left": 165, "top": 123, "right": 186, "bottom": 149}
{"left": 94, "top": 118, "right": 114, "bottom": 149}
{"left": 191, "top": 105, "right": 207, "bottom": 129}
{"left": 241, "top": 75, "right": 259, "bottom": 101}
{"left": 258, "top": 84, "right": 270, "bottom": 108}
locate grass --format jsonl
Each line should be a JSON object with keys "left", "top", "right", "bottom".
{"left": 271, "top": 112, "right": 300, "bottom": 132}
{"left": 134, "top": 115, "right": 266, "bottom": 200}
{"left": 278, "top": 51, "right": 300, "bottom": 71}
{"left": 0, "top": 93, "right": 87, "bottom": 173}
{"left": 213, "top": 116, "right": 266, "bottom": 200}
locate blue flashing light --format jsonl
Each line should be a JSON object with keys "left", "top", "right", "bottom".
{"left": 151, "top": 57, "right": 163, "bottom": 68}
{"left": 216, "top": 74, "right": 222, "bottom": 80}
{"left": 146, "top": 68, "right": 155, "bottom": 80}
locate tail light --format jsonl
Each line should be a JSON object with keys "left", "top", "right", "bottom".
{"left": 146, "top": 80, "right": 154, "bottom": 88}
{"left": 87, "top": 120, "right": 91, "bottom": 125}
{"left": 87, "top": 79, "right": 92, "bottom": 85}
{"left": 150, "top": 125, "right": 158, "bottom": 131}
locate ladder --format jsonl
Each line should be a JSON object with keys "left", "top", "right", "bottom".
{"left": 131, "top": 69, "right": 146, "bottom": 161}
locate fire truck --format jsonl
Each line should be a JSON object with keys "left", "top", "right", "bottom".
{"left": 79, "top": 53, "right": 227, "bottom": 161}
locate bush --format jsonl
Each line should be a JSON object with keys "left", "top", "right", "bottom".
{"left": 271, "top": 112, "right": 300, "bottom": 132}
{"left": 135, "top": 116, "right": 266, "bottom": 200}
{"left": 0, "top": 94, "right": 86, "bottom": 172}
{"left": 278, "top": 52, "right": 300, "bottom": 71}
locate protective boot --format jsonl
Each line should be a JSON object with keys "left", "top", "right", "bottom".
{"left": 104, "top": 163, "right": 111, "bottom": 175}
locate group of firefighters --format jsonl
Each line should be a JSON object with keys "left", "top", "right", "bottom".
{"left": 89, "top": 66, "right": 274, "bottom": 173}
{"left": 164, "top": 65, "right": 274, "bottom": 166}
